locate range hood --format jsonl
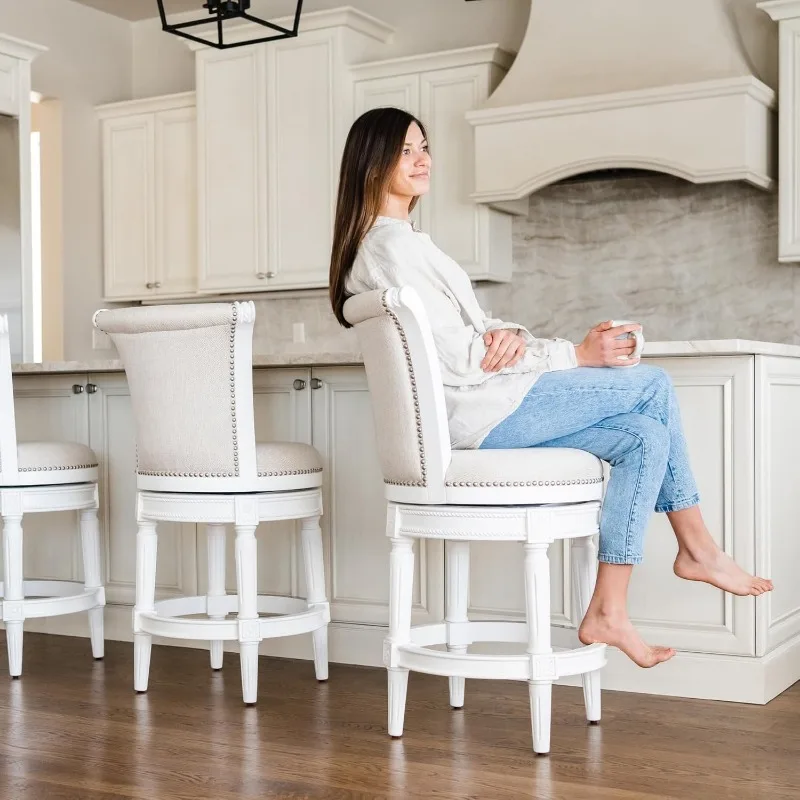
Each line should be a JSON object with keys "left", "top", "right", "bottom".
{"left": 466, "top": 0, "right": 777, "bottom": 204}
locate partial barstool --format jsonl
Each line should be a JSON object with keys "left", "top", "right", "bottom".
{"left": 0, "top": 315, "right": 105, "bottom": 677}
{"left": 93, "top": 302, "right": 329, "bottom": 705}
{"left": 344, "top": 288, "right": 607, "bottom": 754}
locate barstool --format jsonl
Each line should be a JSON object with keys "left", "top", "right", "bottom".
{"left": 343, "top": 288, "right": 607, "bottom": 754}
{"left": 0, "top": 315, "right": 105, "bottom": 677}
{"left": 93, "top": 302, "right": 329, "bottom": 705}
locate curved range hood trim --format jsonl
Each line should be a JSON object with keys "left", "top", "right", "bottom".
{"left": 466, "top": 75, "right": 776, "bottom": 204}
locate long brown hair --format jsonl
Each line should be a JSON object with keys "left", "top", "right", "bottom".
{"left": 329, "top": 107, "right": 427, "bottom": 327}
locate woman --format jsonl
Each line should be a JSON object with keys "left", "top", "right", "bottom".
{"left": 329, "top": 107, "right": 773, "bottom": 668}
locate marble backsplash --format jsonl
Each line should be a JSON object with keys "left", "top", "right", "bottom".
{"left": 251, "top": 173, "right": 795, "bottom": 354}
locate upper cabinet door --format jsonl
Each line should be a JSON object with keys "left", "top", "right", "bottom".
{"left": 154, "top": 105, "right": 197, "bottom": 297}
{"left": 196, "top": 46, "right": 268, "bottom": 292}
{"left": 101, "top": 114, "right": 155, "bottom": 300}
{"left": 265, "top": 33, "right": 339, "bottom": 290}
{"left": 420, "top": 64, "right": 512, "bottom": 282}
{"left": 0, "top": 54, "right": 20, "bottom": 116}
{"left": 351, "top": 48, "right": 515, "bottom": 282}
{"left": 99, "top": 93, "right": 197, "bottom": 301}
{"left": 354, "top": 73, "right": 419, "bottom": 117}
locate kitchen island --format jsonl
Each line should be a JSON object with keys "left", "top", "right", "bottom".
{"left": 9, "top": 340, "right": 800, "bottom": 704}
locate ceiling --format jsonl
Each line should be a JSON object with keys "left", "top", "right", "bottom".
{"left": 70, "top": 0, "right": 204, "bottom": 21}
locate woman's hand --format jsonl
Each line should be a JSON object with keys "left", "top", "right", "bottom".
{"left": 481, "top": 329, "right": 526, "bottom": 372}
{"left": 575, "top": 321, "right": 641, "bottom": 367}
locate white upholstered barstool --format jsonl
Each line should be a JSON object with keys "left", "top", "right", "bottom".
{"left": 93, "top": 302, "right": 329, "bottom": 705}
{"left": 344, "top": 288, "right": 607, "bottom": 754}
{"left": 0, "top": 316, "right": 105, "bottom": 677}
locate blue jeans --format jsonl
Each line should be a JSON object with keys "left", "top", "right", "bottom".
{"left": 480, "top": 365, "right": 700, "bottom": 565}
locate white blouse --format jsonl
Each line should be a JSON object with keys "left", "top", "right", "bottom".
{"left": 345, "top": 216, "right": 577, "bottom": 449}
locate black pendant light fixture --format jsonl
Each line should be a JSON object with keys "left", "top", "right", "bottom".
{"left": 156, "top": 1, "right": 304, "bottom": 50}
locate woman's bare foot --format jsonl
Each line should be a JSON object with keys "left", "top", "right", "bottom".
{"left": 578, "top": 611, "right": 676, "bottom": 668}
{"left": 673, "top": 545, "right": 773, "bottom": 596}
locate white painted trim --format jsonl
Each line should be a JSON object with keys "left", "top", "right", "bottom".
{"left": 759, "top": 0, "right": 800, "bottom": 22}
{"left": 466, "top": 76, "right": 776, "bottom": 125}
{"left": 17, "top": 607, "right": 799, "bottom": 705}
{"left": 183, "top": 7, "right": 394, "bottom": 51}
{"left": 96, "top": 91, "right": 196, "bottom": 118}
{"left": 351, "top": 44, "right": 514, "bottom": 81}
{"left": 0, "top": 34, "right": 47, "bottom": 62}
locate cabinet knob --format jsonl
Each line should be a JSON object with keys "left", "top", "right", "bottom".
{"left": 145, "top": 282, "right": 154, "bottom": 289}
{"left": 153, "top": 282, "right": 162, "bottom": 289}
{"left": 293, "top": 379, "right": 306, "bottom": 390}
{"left": 86, "top": 383, "right": 98, "bottom": 394}
{"left": 310, "top": 378, "right": 323, "bottom": 390}
{"left": 256, "top": 272, "right": 276, "bottom": 280}
{"left": 72, "top": 384, "right": 84, "bottom": 394}
{"left": 266, "top": 272, "right": 276, "bottom": 279}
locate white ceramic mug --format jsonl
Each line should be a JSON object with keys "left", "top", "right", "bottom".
{"left": 609, "top": 319, "right": 644, "bottom": 366}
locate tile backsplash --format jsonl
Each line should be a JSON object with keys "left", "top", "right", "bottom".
{"left": 251, "top": 173, "right": 795, "bottom": 354}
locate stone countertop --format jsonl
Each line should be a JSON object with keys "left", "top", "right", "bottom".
{"left": 642, "top": 339, "right": 800, "bottom": 358}
{"left": 11, "top": 352, "right": 365, "bottom": 374}
{"left": 11, "top": 340, "right": 800, "bottom": 374}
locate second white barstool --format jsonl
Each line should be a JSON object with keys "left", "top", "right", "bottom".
{"left": 344, "top": 288, "right": 607, "bottom": 754}
{"left": 93, "top": 302, "right": 330, "bottom": 704}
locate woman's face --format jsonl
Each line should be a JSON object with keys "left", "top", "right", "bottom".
{"left": 388, "top": 122, "right": 431, "bottom": 201}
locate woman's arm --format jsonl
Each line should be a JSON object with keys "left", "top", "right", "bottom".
{"left": 482, "top": 315, "right": 577, "bottom": 373}
{"left": 363, "top": 227, "right": 576, "bottom": 385}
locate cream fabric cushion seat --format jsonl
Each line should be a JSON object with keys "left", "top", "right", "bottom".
{"left": 10, "top": 441, "right": 99, "bottom": 487}
{"left": 254, "top": 442, "right": 322, "bottom": 490}
{"left": 444, "top": 447, "right": 604, "bottom": 505}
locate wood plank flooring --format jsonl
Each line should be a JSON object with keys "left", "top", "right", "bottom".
{"left": 0, "top": 632, "right": 796, "bottom": 799}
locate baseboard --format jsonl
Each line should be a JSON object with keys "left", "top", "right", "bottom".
{"left": 12, "top": 605, "right": 800, "bottom": 705}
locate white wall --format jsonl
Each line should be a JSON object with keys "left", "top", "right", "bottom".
{"left": 0, "top": 0, "right": 132, "bottom": 362}
{"left": 132, "top": 0, "right": 530, "bottom": 97}
{"left": 0, "top": 116, "right": 22, "bottom": 361}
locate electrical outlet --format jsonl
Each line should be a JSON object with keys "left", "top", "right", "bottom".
{"left": 92, "top": 328, "right": 111, "bottom": 350}
{"left": 292, "top": 322, "right": 306, "bottom": 344}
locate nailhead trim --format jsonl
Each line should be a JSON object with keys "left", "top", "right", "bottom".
{"left": 257, "top": 467, "right": 323, "bottom": 477}
{"left": 444, "top": 477, "right": 604, "bottom": 488}
{"left": 380, "top": 291, "right": 427, "bottom": 488}
{"left": 138, "top": 470, "right": 236, "bottom": 478}
{"left": 19, "top": 463, "right": 98, "bottom": 472}
{"left": 229, "top": 304, "right": 239, "bottom": 478}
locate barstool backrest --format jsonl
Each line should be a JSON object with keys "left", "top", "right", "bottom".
{"left": 343, "top": 287, "right": 451, "bottom": 504}
{"left": 93, "top": 302, "right": 259, "bottom": 493}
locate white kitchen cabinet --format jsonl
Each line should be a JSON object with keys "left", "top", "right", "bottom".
{"left": 194, "top": 9, "right": 391, "bottom": 294}
{"left": 10, "top": 375, "right": 89, "bottom": 583}
{"left": 760, "top": 2, "right": 800, "bottom": 261}
{"left": 352, "top": 46, "right": 517, "bottom": 282}
{"left": 195, "top": 369, "right": 313, "bottom": 600}
{"left": 755, "top": 355, "right": 800, "bottom": 656}
{"left": 195, "top": 45, "right": 267, "bottom": 293}
{"left": 468, "top": 355, "right": 756, "bottom": 656}
{"left": 98, "top": 93, "right": 197, "bottom": 300}
{"left": 0, "top": 53, "right": 20, "bottom": 116}
{"left": 87, "top": 373, "right": 197, "bottom": 605}
{"left": 10, "top": 373, "right": 197, "bottom": 603}
{"left": 311, "top": 367, "right": 444, "bottom": 626}
{"left": 14, "top": 344, "right": 799, "bottom": 703}
{"left": 628, "top": 356, "right": 755, "bottom": 656}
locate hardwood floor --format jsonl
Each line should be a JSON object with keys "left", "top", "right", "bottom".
{"left": 0, "top": 633, "right": 797, "bottom": 799}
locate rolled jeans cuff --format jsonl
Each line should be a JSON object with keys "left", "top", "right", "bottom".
{"left": 598, "top": 553, "right": 644, "bottom": 566}
{"left": 654, "top": 494, "right": 700, "bottom": 514}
